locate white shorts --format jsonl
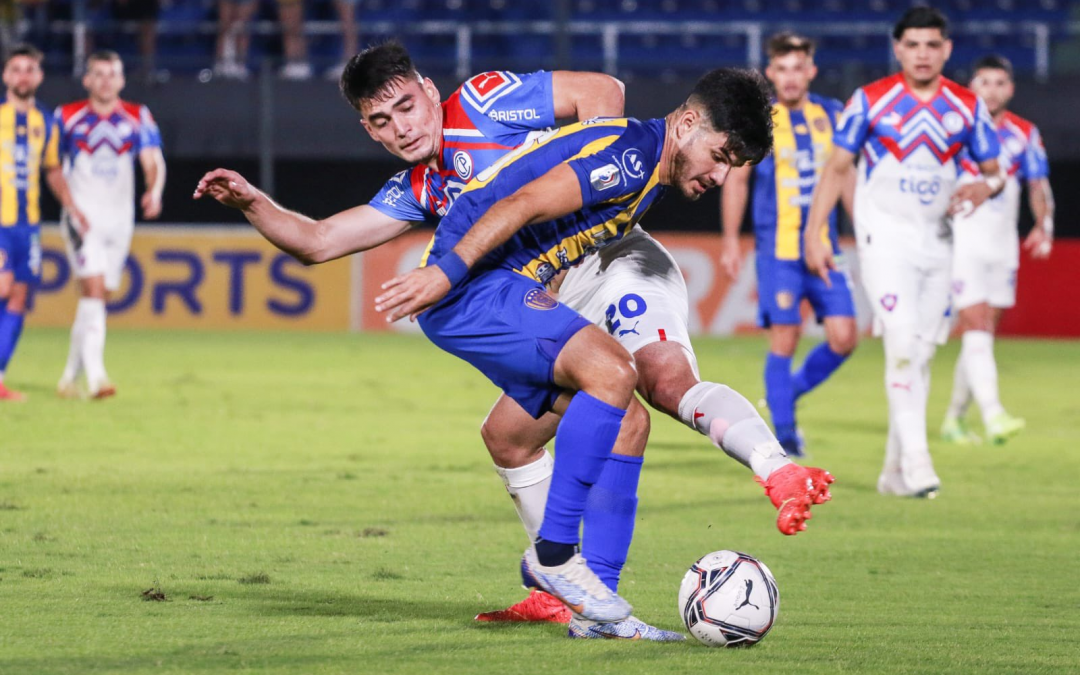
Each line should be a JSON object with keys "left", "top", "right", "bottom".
{"left": 950, "top": 253, "right": 1017, "bottom": 311}
{"left": 61, "top": 213, "right": 133, "bottom": 292}
{"left": 558, "top": 226, "right": 697, "bottom": 372}
{"left": 858, "top": 251, "right": 952, "bottom": 345}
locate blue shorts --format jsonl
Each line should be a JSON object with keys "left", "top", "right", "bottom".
{"left": 756, "top": 255, "right": 855, "bottom": 328}
{"left": 0, "top": 225, "right": 41, "bottom": 285}
{"left": 419, "top": 269, "right": 592, "bottom": 419}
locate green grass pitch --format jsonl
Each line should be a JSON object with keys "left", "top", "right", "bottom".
{"left": 2, "top": 328, "right": 1078, "bottom": 674}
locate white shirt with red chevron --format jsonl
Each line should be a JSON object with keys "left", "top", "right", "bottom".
{"left": 834, "top": 74, "right": 999, "bottom": 259}
{"left": 955, "top": 110, "right": 1049, "bottom": 262}
{"left": 55, "top": 99, "right": 162, "bottom": 230}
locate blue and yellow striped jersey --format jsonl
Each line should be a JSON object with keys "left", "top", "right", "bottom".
{"left": 425, "top": 117, "right": 668, "bottom": 285}
{"left": 752, "top": 93, "right": 842, "bottom": 260}
{"left": 0, "top": 96, "right": 60, "bottom": 227}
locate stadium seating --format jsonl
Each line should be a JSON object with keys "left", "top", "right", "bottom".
{"left": 30, "top": 0, "right": 1077, "bottom": 77}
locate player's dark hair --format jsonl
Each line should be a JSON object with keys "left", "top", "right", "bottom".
{"left": 892, "top": 6, "right": 949, "bottom": 41}
{"left": 4, "top": 44, "right": 44, "bottom": 67}
{"left": 686, "top": 68, "right": 774, "bottom": 166}
{"left": 339, "top": 40, "right": 420, "bottom": 111}
{"left": 766, "top": 32, "right": 815, "bottom": 60}
{"left": 972, "top": 54, "right": 1013, "bottom": 79}
{"left": 87, "top": 50, "right": 122, "bottom": 66}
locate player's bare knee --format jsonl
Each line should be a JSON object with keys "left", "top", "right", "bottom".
{"left": 827, "top": 325, "right": 858, "bottom": 356}
{"left": 480, "top": 419, "right": 540, "bottom": 468}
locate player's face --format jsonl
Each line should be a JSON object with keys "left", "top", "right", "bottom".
{"left": 360, "top": 76, "right": 443, "bottom": 164}
{"left": 2, "top": 55, "right": 43, "bottom": 100}
{"left": 970, "top": 67, "right": 1013, "bottom": 116}
{"left": 669, "top": 114, "right": 736, "bottom": 201}
{"left": 83, "top": 59, "right": 125, "bottom": 103}
{"left": 765, "top": 51, "right": 816, "bottom": 106}
{"left": 893, "top": 28, "right": 952, "bottom": 86}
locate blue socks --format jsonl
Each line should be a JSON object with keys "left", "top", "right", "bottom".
{"left": 536, "top": 391, "right": 626, "bottom": 566}
{"left": 0, "top": 303, "right": 24, "bottom": 375}
{"left": 582, "top": 453, "right": 643, "bottom": 592}
{"left": 764, "top": 352, "right": 796, "bottom": 444}
{"left": 793, "top": 344, "right": 848, "bottom": 399}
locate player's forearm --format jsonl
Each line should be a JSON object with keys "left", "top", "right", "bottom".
{"left": 1028, "top": 178, "right": 1054, "bottom": 228}
{"left": 144, "top": 151, "right": 166, "bottom": 199}
{"left": 979, "top": 159, "right": 1005, "bottom": 197}
{"left": 720, "top": 179, "right": 748, "bottom": 241}
{"left": 451, "top": 195, "right": 533, "bottom": 269}
{"left": 45, "top": 168, "right": 77, "bottom": 210}
{"left": 243, "top": 190, "right": 331, "bottom": 264}
{"left": 805, "top": 165, "right": 844, "bottom": 245}
{"left": 840, "top": 163, "right": 856, "bottom": 222}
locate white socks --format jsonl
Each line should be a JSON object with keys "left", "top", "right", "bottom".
{"left": 63, "top": 298, "right": 108, "bottom": 390}
{"left": 957, "top": 330, "right": 1004, "bottom": 424}
{"left": 494, "top": 450, "right": 553, "bottom": 542}
{"left": 882, "top": 331, "right": 939, "bottom": 492}
{"left": 677, "top": 381, "right": 791, "bottom": 480}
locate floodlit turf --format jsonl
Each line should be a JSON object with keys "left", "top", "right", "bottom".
{"left": 2, "top": 328, "right": 1079, "bottom": 674}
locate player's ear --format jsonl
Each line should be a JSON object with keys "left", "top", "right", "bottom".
{"left": 676, "top": 107, "right": 698, "bottom": 140}
{"left": 422, "top": 77, "right": 441, "bottom": 105}
{"left": 807, "top": 61, "right": 818, "bottom": 82}
{"left": 942, "top": 38, "right": 953, "bottom": 62}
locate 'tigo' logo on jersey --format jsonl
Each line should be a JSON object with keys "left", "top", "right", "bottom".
{"left": 900, "top": 175, "right": 942, "bottom": 205}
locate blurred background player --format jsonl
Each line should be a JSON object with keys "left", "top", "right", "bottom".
{"left": 721, "top": 31, "right": 857, "bottom": 457}
{"left": 56, "top": 50, "right": 165, "bottom": 400}
{"left": 804, "top": 7, "right": 1002, "bottom": 497}
{"left": 0, "top": 44, "right": 83, "bottom": 401}
{"left": 941, "top": 54, "right": 1054, "bottom": 446}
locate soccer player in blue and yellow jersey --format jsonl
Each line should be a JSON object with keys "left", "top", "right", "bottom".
{"left": 0, "top": 45, "right": 84, "bottom": 401}
{"left": 372, "top": 68, "right": 774, "bottom": 623}
{"left": 721, "top": 33, "right": 858, "bottom": 456}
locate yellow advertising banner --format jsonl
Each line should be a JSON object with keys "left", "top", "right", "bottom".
{"left": 33, "top": 226, "right": 354, "bottom": 331}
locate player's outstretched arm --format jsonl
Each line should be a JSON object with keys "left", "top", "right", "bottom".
{"left": 803, "top": 147, "right": 855, "bottom": 284}
{"left": 139, "top": 147, "right": 166, "bottom": 220}
{"left": 719, "top": 164, "right": 752, "bottom": 279}
{"left": 1023, "top": 177, "right": 1055, "bottom": 259}
{"left": 375, "top": 164, "right": 584, "bottom": 322}
{"left": 194, "top": 168, "right": 413, "bottom": 264}
{"left": 45, "top": 166, "right": 88, "bottom": 234}
{"left": 551, "top": 71, "right": 625, "bottom": 121}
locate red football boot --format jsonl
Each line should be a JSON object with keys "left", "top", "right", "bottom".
{"left": 0, "top": 382, "right": 26, "bottom": 402}
{"left": 756, "top": 464, "right": 835, "bottom": 535}
{"left": 475, "top": 589, "right": 572, "bottom": 623}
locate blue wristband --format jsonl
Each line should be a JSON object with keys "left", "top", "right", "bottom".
{"left": 434, "top": 250, "right": 470, "bottom": 287}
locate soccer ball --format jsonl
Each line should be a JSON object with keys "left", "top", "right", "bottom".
{"left": 677, "top": 550, "right": 779, "bottom": 647}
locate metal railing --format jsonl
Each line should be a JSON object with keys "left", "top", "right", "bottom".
{"left": 37, "top": 17, "right": 1064, "bottom": 82}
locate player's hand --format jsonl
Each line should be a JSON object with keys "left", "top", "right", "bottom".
{"left": 720, "top": 237, "right": 742, "bottom": 279}
{"left": 66, "top": 205, "right": 89, "bottom": 235}
{"left": 193, "top": 169, "right": 258, "bottom": 210}
{"left": 375, "top": 266, "right": 451, "bottom": 322}
{"left": 803, "top": 235, "right": 835, "bottom": 287}
{"left": 1023, "top": 224, "right": 1053, "bottom": 259}
{"left": 141, "top": 191, "right": 163, "bottom": 220}
{"left": 948, "top": 181, "right": 993, "bottom": 217}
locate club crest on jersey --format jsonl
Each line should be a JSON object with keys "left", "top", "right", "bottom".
{"left": 1005, "top": 137, "right": 1024, "bottom": 156}
{"left": 813, "top": 116, "right": 829, "bottom": 132}
{"left": 776, "top": 291, "right": 795, "bottom": 310}
{"left": 942, "top": 111, "right": 965, "bottom": 134}
{"left": 621, "top": 148, "right": 645, "bottom": 179}
{"left": 453, "top": 150, "right": 473, "bottom": 180}
{"left": 952, "top": 280, "right": 965, "bottom": 295}
{"left": 590, "top": 164, "right": 621, "bottom": 191}
{"left": 880, "top": 294, "right": 898, "bottom": 312}
{"left": 462, "top": 71, "right": 523, "bottom": 113}
{"left": 524, "top": 288, "right": 559, "bottom": 310}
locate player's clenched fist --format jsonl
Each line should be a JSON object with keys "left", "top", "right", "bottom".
{"left": 375, "top": 266, "right": 452, "bottom": 323}
{"left": 193, "top": 169, "right": 258, "bottom": 210}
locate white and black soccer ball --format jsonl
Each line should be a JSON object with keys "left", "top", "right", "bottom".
{"left": 677, "top": 550, "right": 779, "bottom": 647}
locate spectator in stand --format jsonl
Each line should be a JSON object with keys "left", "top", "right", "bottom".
{"left": 111, "top": 0, "right": 165, "bottom": 83}
{"left": 325, "top": 0, "right": 359, "bottom": 81}
{"left": 276, "top": 0, "right": 310, "bottom": 80}
{"left": 214, "top": 0, "right": 258, "bottom": 80}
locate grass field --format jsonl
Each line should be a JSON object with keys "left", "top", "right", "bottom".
{"left": 2, "top": 328, "right": 1079, "bottom": 674}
